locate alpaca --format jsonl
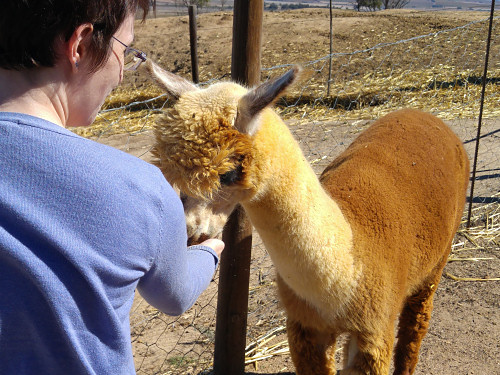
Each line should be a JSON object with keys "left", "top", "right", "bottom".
{"left": 146, "top": 61, "right": 470, "bottom": 375}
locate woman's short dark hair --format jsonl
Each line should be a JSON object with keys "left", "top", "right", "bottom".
{"left": 0, "top": 0, "right": 149, "bottom": 71}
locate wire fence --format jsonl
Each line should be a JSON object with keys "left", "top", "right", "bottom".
{"left": 77, "top": 10, "right": 500, "bottom": 375}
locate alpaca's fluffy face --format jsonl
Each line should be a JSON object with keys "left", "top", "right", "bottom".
{"left": 147, "top": 61, "right": 299, "bottom": 244}
{"left": 153, "top": 83, "right": 257, "bottom": 243}
{"left": 153, "top": 82, "right": 255, "bottom": 201}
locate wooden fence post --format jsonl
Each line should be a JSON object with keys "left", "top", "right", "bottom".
{"left": 188, "top": 5, "right": 199, "bottom": 84}
{"left": 213, "top": 1, "right": 263, "bottom": 374}
{"left": 230, "top": 0, "right": 263, "bottom": 86}
{"left": 213, "top": 206, "right": 253, "bottom": 375}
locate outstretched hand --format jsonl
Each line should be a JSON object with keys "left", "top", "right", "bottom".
{"left": 199, "top": 238, "right": 225, "bottom": 257}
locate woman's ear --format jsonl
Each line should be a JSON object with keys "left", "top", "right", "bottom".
{"left": 65, "top": 23, "right": 94, "bottom": 73}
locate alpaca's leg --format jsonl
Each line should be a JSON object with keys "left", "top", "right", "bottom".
{"left": 393, "top": 268, "right": 444, "bottom": 375}
{"left": 287, "top": 318, "right": 337, "bottom": 375}
{"left": 339, "top": 328, "right": 395, "bottom": 375}
{"left": 276, "top": 275, "right": 337, "bottom": 374}
{"left": 342, "top": 335, "right": 360, "bottom": 369}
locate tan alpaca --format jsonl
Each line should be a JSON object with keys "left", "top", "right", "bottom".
{"left": 146, "top": 61, "right": 470, "bottom": 375}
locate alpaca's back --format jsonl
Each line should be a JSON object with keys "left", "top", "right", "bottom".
{"left": 320, "top": 109, "right": 469, "bottom": 292}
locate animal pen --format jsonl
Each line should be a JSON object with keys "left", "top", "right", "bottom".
{"left": 73, "top": 3, "right": 500, "bottom": 375}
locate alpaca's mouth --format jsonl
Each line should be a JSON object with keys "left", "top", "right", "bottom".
{"left": 187, "top": 227, "right": 224, "bottom": 246}
{"left": 187, "top": 233, "right": 210, "bottom": 246}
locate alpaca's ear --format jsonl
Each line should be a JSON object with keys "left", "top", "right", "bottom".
{"left": 145, "top": 60, "right": 198, "bottom": 99}
{"left": 235, "top": 65, "right": 301, "bottom": 136}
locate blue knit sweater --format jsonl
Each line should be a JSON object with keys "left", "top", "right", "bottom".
{"left": 0, "top": 112, "right": 219, "bottom": 374}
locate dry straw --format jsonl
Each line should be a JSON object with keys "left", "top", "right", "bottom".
{"left": 244, "top": 326, "right": 289, "bottom": 369}
{"left": 449, "top": 192, "right": 500, "bottom": 282}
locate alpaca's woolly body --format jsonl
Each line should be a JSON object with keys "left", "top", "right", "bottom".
{"left": 245, "top": 108, "right": 468, "bottom": 336}
{"left": 148, "top": 63, "right": 470, "bottom": 375}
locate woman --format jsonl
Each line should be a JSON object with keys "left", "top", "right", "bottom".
{"left": 0, "top": 1, "right": 224, "bottom": 374}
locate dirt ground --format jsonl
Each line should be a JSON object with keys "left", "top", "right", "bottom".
{"left": 91, "top": 8, "right": 499, "bottom": 375}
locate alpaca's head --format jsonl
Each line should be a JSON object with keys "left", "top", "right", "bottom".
{"left": 146, "top": 61, "right": 299, "bottom": 243}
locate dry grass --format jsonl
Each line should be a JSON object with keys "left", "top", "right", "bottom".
{"left": 72, "top": 86, "right": 166, "bottom": 138}
{"left": 72, "top": 65, "right": 500, "bottom": 139}
{"left": 245, "top": 326, "right": 289, "bottom": 368}
{"left": 282, "top": 66, "right": 500, "bottom": 121}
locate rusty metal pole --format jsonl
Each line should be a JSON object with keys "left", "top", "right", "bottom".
{"left": 466, "top": 0, "right": 495, "bottom": 227}
{"left": 213, "top": 1, "right": 263, "bottom": 375}
{"left": 327, "top": 0, "right": 333, "bottom": 96}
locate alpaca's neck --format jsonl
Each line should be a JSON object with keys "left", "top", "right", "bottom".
{"left": 243, "top": 111, "right": 359, "bottom": 313}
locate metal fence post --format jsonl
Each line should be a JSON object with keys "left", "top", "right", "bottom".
{"left": 466, "top": 0, "right": 495, "bottom": 226}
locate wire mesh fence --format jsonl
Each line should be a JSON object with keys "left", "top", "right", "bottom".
{"left": 74, "top": 9, "right": 500, "bottom": 375}
{"left": 130, "top": 279, "right": 219, "bottom": 374}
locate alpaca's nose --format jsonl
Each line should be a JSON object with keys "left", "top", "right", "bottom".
{"left": 187, "top": 233, "right": 210, "bottom": 246}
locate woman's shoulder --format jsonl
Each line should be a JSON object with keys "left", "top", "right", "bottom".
{"left": 1, "top": 111, "right": 179, "bottom": 213}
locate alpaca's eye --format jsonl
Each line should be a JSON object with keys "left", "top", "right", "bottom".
{"left": 180, "top": 192, "right": 188, "bottom": 205}
{"left": 220, "top": 165, "right": 243, "bottom": 186}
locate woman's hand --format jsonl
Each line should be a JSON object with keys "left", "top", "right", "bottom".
{"left": 199, "top": 238, "right": 225, "bottom": 257}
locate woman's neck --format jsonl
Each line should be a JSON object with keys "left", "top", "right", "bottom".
{"left": 0, "top": 67, "right": 67, "bottom": 127}
{"left": 241, "top": 113, "right": 358, "bottom": 311}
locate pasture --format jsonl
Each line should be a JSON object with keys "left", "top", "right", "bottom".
{"left": 75, "top": 8, "right": 500, "bottom": 375}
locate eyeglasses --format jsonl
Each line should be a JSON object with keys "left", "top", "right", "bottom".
{"left": 112, "top": 36, "right": 147, "bottom": 71}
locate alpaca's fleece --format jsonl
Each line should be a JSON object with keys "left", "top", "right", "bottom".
{"left": 153, "top": 83, "right": 255, "bottom": 199}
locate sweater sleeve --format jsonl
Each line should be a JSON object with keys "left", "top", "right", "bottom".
{"left": 137, "top": 179, "right": 219, "bottom": 316}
